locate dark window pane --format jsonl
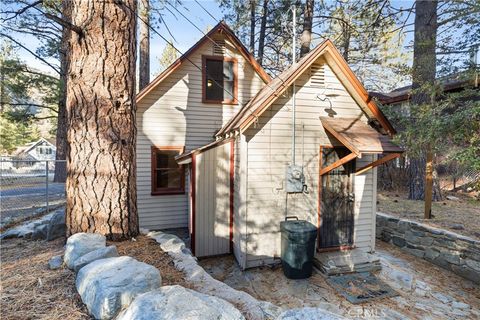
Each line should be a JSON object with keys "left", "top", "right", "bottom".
{"left": 224, "top": 80, "right": 234, "bottom": 101}
{"left": 156, "top": 169, "right": 181, "bottom": 189}
{"left": 224, "top": 61, "right": 234, "bottom": 100}
{"left": 153, "top": 148, "right": 183, "bottom": 192}
{"left": 205, "top": 59, "right": 224, "bottom": 101}
{"left": 156, "top": 150, "right": 179, "bottom": 169}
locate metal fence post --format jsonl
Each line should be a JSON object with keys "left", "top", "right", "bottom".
{"left": 46, "top": 160, "right": 49, "bottom": 213}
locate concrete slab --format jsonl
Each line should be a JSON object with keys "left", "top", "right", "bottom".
{"left": 314, "top": 249, "right": 382, "bottom": 275}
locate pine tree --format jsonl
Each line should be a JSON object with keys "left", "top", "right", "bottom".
{"left": 157, "top": 40, "right": 179, "bottom": 73}
{"left": 64, "top": 0, "right": 138, "bottom": 239}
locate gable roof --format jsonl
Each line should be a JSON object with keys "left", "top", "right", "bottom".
{"left": 14, "top": 138, "right": 56, "bottom": 156}
{"left": 217, "top": 39, "right": 396, "bottom": 137}
{"left": 136, "top": 21, "right": 271, "bottom": 103}
{"left": 370, "top": 71, "right": 478, "bottom": 105}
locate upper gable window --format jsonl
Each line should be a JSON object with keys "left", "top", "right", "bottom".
{"left": 202, "top": 55, "right": 237, "bottom": 104}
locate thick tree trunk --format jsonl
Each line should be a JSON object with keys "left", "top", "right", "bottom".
{"left": 138, "top": 0, "right": 150, "bottom": 91}
{"left": 257, "top": 0, "right": 268, "bottom": 65}
{"left": 65, "top": 0, "right": 138, "bottom": 240}
{"left": 53, "top": 7, "right": 70, "bottom": 184}
{"left": 299, "top": 0, "right": 314, "bottom": 58}
{"left": 409, "top": 0, "right": 437, "bottom": 203}
{"left": 249, "top": 0, "right": 256, "bottom": 54}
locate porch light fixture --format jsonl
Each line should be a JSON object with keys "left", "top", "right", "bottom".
{"left": 316, "top": 88, "right": 340, "bottom": 117}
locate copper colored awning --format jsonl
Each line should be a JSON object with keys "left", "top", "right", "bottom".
{"left": 320, "top": 117, "right": 403, "bottom": 155}
{"left": 320, "top": 117, "right": 403, "bottom": 175}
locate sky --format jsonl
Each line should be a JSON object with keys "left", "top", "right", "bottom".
{"left": 12, "top": 0, "right": 225, "bottom": 77}
{"left": 9, "top": 0, "right": 475, "bottom": 83}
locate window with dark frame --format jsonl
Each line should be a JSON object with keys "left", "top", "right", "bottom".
{"left": 151, "top": 146, "right": 185, "bottom": 195}
{"left": 203, "top": 56, "right": 236, "bottom": 104}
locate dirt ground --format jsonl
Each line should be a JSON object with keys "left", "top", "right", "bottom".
{"left": 377, "top": 191, "right": 480, "bottom": 240}
{"left": 200, "top": 241, "right": 480, "bottom": 319}
{"left": 0, "top": 235, "right": 188, "bottom": 320}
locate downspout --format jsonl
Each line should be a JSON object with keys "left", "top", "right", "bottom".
{"left": 291, "top": 4, "right": 297, "bottom": 166}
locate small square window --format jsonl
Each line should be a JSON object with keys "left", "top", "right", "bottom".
{"left": 203, "top": 56, "right": 237, "bottom": 104}
{"left": 151, "top": 146, "right": 185, "bottom": 195}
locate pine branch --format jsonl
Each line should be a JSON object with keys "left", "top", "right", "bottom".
{"left": 0, "top": 32, "right": 60, "bottom": 75}
{"left": 5, "top": 102, "right": 58, "bottom": 112}
{"left": 1, "top": 0, "right": 43, "bottom": 21}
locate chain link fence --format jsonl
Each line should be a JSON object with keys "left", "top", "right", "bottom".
{"left": 0, "top": 160, "right": 66, "bottom": 229}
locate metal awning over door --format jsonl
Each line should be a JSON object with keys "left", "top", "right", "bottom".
{"left": 320, "top": 117, "right": 403, "bottom": 175}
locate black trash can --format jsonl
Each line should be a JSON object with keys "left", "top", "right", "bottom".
{"left": 280, "top": 216, "right": 317, "bottom": 279}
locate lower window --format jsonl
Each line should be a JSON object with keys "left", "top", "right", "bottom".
{"left": 151, "top": 146, "right": 185, "bottom": 195}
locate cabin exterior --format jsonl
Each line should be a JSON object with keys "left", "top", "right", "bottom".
{"left": 135, "top": 22, "right": 269, "bottom": 230}
{"left": 137, "top": 22, "right": 402, "bottom": 269}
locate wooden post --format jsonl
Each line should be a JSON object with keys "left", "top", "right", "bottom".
{"left": 424, "top": 145, "right": 433, "bottom": 219}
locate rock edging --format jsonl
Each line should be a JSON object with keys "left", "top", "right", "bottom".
{"left": 147, "top": 231, "right": 282, "bottom": 320}
{"left": 376, "top": 212, "right": 480, "bottom": 284}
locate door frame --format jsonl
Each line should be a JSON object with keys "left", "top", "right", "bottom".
{"left": 317, "top": 145, "right": 356, "bottom": 252}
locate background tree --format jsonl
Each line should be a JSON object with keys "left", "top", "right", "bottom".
{"left": 409, "top": 0, "right": 438, "bottom": 217}
{"left": 64, "top": 0, "right": 138, "bottom": 239}
{"left": 157, "top": 40, "right": 179, "bottom": 73}
{"left": 139, "top": 0, "right": 150, "bottom": 91}
{"left": 299, "top": 0, "right": 313, "bottom": 57}
{"left": 1, "top": 0, "right": 70, "bottom": 182}
{"left": 381, "top": 0, "right": 480, "bottom": 209}
{"left": 257, "top": 0, "right": 269, "bottom": 65}
{"left": 0, "top": 41, "right": 56, "bottom": 154}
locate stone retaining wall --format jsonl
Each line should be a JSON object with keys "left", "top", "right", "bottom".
{"left": 376, "top": 212, "right": 480, "bottom": 284}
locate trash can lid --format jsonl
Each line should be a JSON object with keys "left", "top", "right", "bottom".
{"left": 280, "top": 220, "right": 317, "bottom": 234}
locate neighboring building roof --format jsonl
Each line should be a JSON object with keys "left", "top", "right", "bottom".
{"left": 217, "top": 39, "right": 396, "bottom": 137}
{"left": 371, "top": 72, "right": 478, "bottom": 105}
{"left": 14, "top": 138, "right": 56, "bottom": 156}
{"left": 136, "top": 21, "right": 271, "bottom": 103}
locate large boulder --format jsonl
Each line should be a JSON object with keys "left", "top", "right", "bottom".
{"left": 31, "top": 223, "right": 48, "bottom": 240}
{"left": 117, "top": 285, "right": 244, "bottom": 320}
{"left": 46, "top": 209, "right": 66, "bottom": 241}
{"left": 76, "top": 256, "right": 161, "bottom": 320}
{"left": 73, "top": 246, "right": 119, "bottom": 273}
{"left": 277, "top": 308, "right": 346, "bottom": 320}
{"left": 64, "top": 233, "right": 106, "bottom": 269}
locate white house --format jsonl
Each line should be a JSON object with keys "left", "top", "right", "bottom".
{"left": 14, "top": 138, "right": 56, "bottom": 162}
{"left": 136, "top": 22, "right": 402, "bottom": 269}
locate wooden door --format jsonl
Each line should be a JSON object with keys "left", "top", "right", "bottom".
{"left": 319, "top": 147, "right": 355, "bottom": 249}
{"left": 194, "top": 143, "right": 231, "bottom": 257}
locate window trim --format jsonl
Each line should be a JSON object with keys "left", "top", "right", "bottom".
{"left": 202, "top": 55, "right": 238, "bottom": 105}
{"left": 151, "top": 146, "right": 185, "bottom": 196}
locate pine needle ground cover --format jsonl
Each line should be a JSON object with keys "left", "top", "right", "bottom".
{"left": 377, "top": 191, "right": 480, "bottom": 240}
{"left": 0, "top": 235, "right": 188, "bottom": 320}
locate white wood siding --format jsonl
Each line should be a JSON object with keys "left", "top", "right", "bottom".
{"left": 136, "top": 33, "right": 265, "bottom": 230}
{"left": 233, "top": 135, "right": 248, "bottom": 268}
{"left": 194, "top": 143, "right": 231, "bottom": 257}
{"left": 242, "top": 58, "right": 377, "bottom": 268}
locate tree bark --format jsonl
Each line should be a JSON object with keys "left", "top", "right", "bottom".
{"left": 65, "top": 0, "right": 138, "bottom": 240}
{"left": 408, "top": 157, "right": 425, "bottom": 200}
{"left": 53, "top": 4, "right": 70, "bottom": 184}
{"left": 299, "top": 0, "right": 314, "bottom": 58}
{"left": 138, "top": 0, "right": 150, "bottom": 91}
{"left": 424, "top": 146, "right": 433, "bottom": 218}
{"left": 409, "top": 0, "right": 438, "bottom": 202}
{"left": 341, "top": 22, "right": 351, "bottom": 62}
{"left": 249, "top": 0, "right": 256, "bottom": 54}
{"left": 257, "top": 0, "right": 268, "bottom": 65}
